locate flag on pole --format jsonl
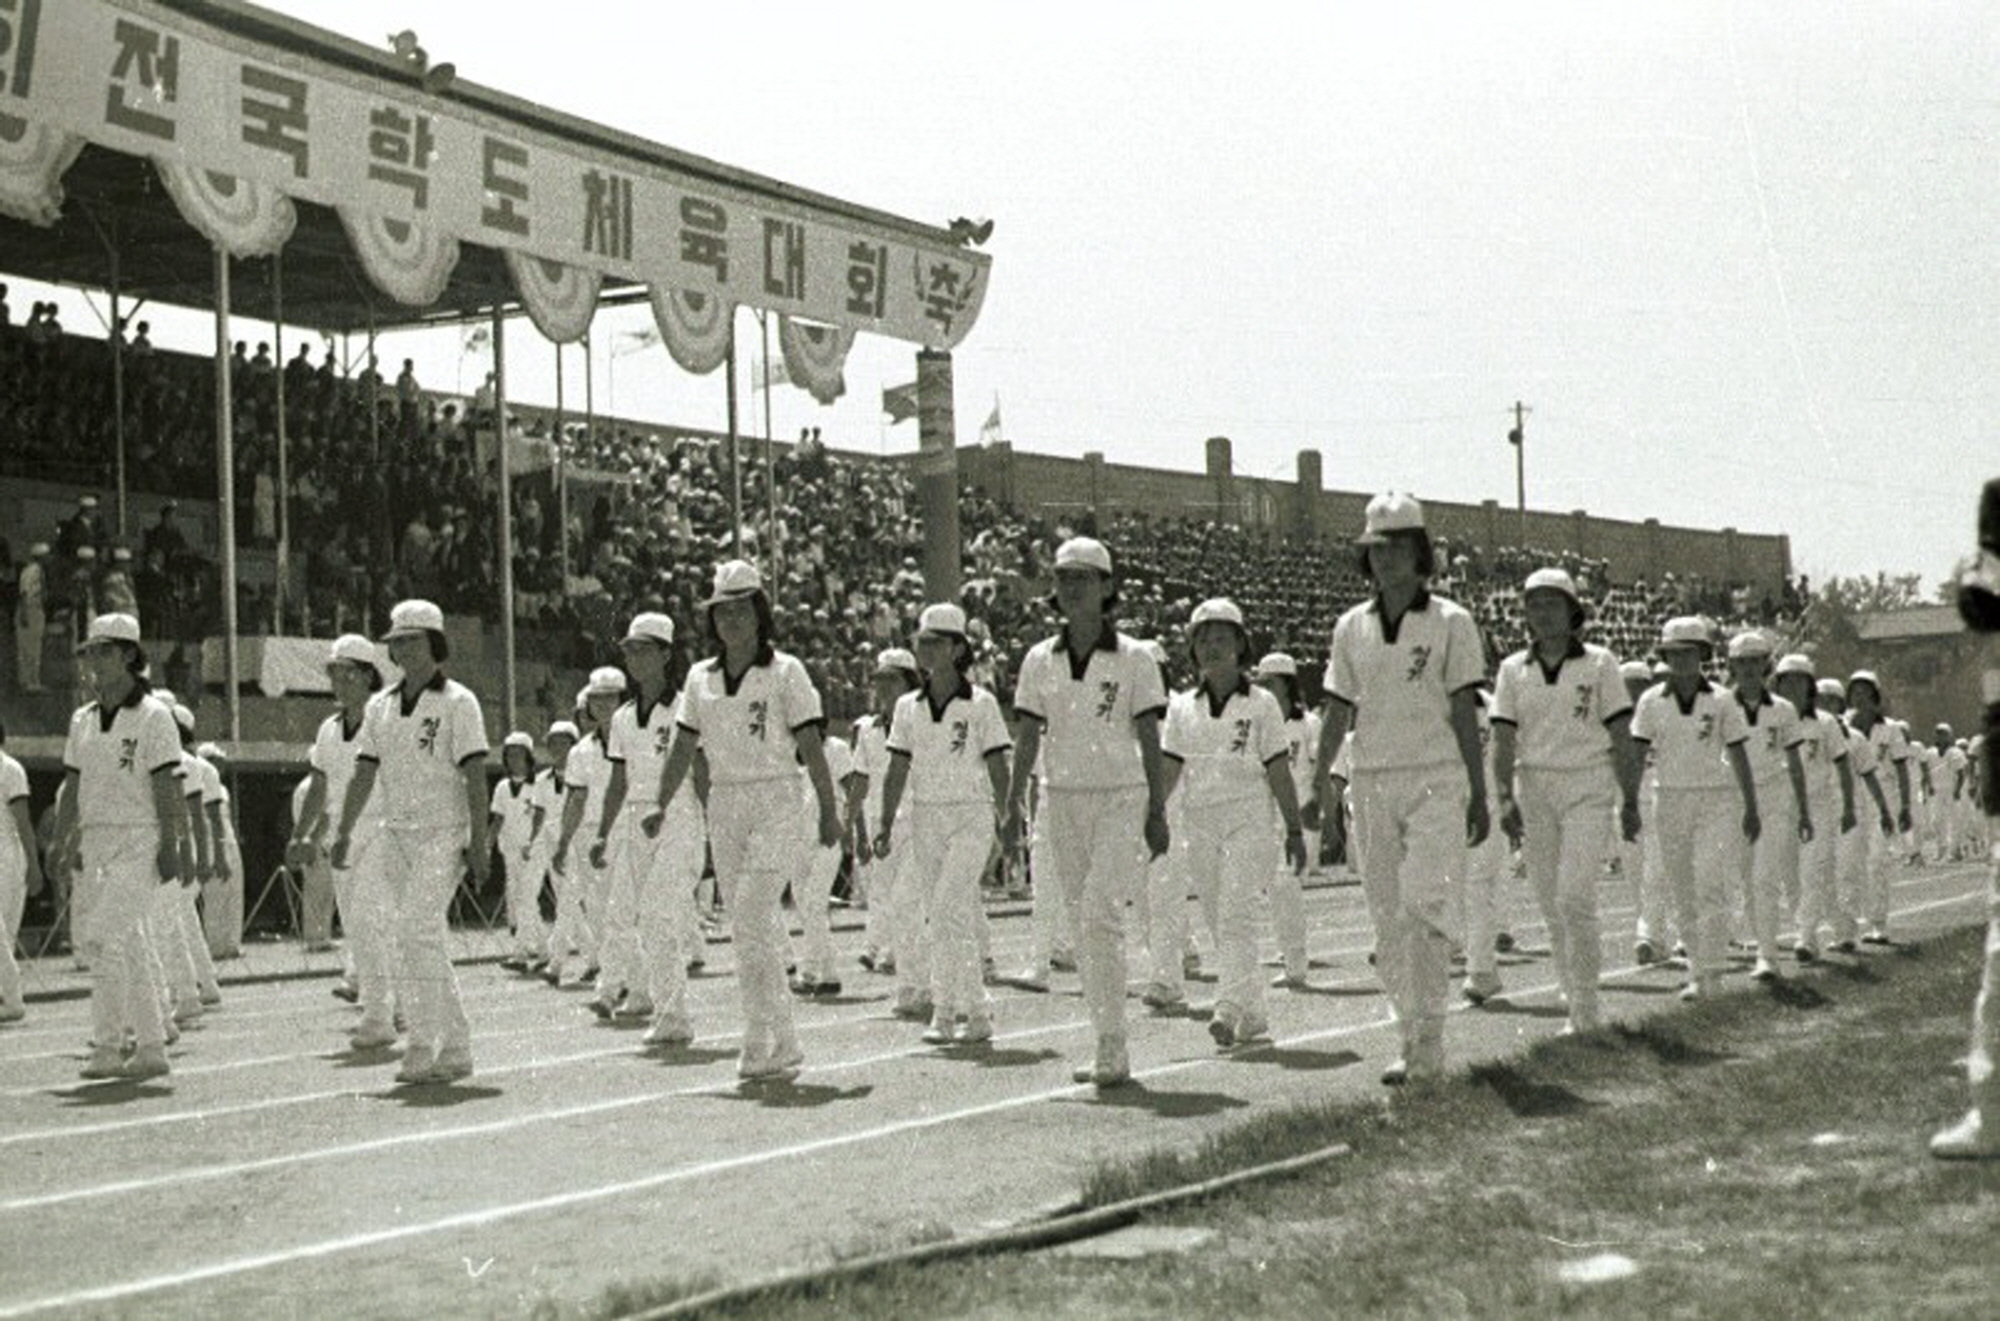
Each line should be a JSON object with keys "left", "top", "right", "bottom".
{"left": 755, "top": 354, "right": 791, "bottom": 388}
{"left": 978, "top": 397, "right": 1003, "bottom": 446}
{"left": 615, "top": 324, "right": 661, "bottom": 356}
{"left": 881, "top": 380, "right": 919, "bottom": 424}
{"left": 461, "top": 324, "right": 492, "bottom": 357}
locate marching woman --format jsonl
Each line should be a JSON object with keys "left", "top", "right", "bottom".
{"left": 532, "top": 720, "right": 581, "bottom": 982}
{"left": 1620, "top": 660, "right": 1670, "bottom": 965}
{"left": 1629, "top": 617, "right": 1760, "bottom": 1002}
{"left": 491, "top": 732, "right": 543, "bottom": 972}
{"left": 1160, "top": 600, "right": 1307, "bottom": 1049}
{"left": 644, "top": 561, "right": 842, "bottom": 1084}
{"left": 1721, "top": 632, "right": 1812, "bottom": 981}
{"left": 194, "top": 742, "right": 245, "bottom": 962}
{"left": 790, "top": 729, "right": 854, "bottom": 998}
{"left": 1489, "top": 569, "right": 1642, "bottom": 1035}
{"left": 331, "top": 600, "right": 491, "bottom": 1085}
{"left": 1815, "top": 678, "right": 1895, "bottom": 953}
{"left": 1845, "top": 671, "right": 1913, "bottom": 944}
{"left": 874, "top": 603, "right": 1014, "bottom": 1045}
{"left": 47, "top": 614, "right": 185, "bottom": 1079}
{"left": 851, "top": 649, "right": 921, "bottom": 980}
{"left": 588, "top": 613, "right": 703, "bottom": 1044}
{"left": 557, "top": 671, "right": 626, "bottom": 1010}
{"left": 1256, "top": 653, "right": 1320, "bottom": 989}
{"left": 288, "top": 635, "right": 397, "bottom": 1045}
{"left": 1772, "top": 655, "right": 1858, "bottom": 962}
{"left": 161, "top": 706, "right": 220, "bottom": 1025}
{"left": 1314, "top": 494, "right": 1490, "bottom": 1085}
{"left": 0, "top": 721, "right": 41, "bottom": 1024}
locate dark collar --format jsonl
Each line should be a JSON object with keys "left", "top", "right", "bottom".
{"left": 630, "top": 685, "right": 671, "bottom": 727}
{"left": 924, "top": 676, "right": 975, "bottom": 722}
{"left": 1200, "top": 674, "right": 1253, "bottom": 719}
{"left": 1056, "top": 621, "right": 1119, "bottom": 681}
{"left": 395, "top": 669, "right": 447, "bottom": 718}
{"left": 1670, "top": 677, "right": 1713, "bottom": 716}
{"left": 1532, "top": 637, "right": 1587, "bottom": 684}
{"left": 1736, "top": 687, "right": 1774, "bottom": 724}
{"left": 95, "top": 677, "right": 150, "bottom": 733}
{"left": 718, "top": 643, "right": 777, "bottom": 696}
{"left": 1369, "top": 587, "right": 1431, "bottom": 646}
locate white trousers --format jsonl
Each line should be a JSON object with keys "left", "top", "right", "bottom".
{"left": 1794, "top": 812, "right": 1840, "bottom": 951}
{"left": 1178, "top": 798, "right": 1275, "bottom": 1026}
{"left": 204, "top": 826, "right": 243, "bottom": 958}
{"left": 628, "top": 803, "right": 703, "bottom": 1025}
{"left": 908, "top": 801, "right": 994, "bottom": 1021}
{"left": 381, "top": 825, "right": 470, "bottom": 1057}
{"left": 1043, "top": 786, "right": 1148, "bottom": 1039}
{"left": 337, "top": 824, "right": 397, "bottom": 1028}
{"left": 1653, "top": 786, "right": 1742, "bottom": 979}
{"left": 1517, "top": 766, "right": 1614, "bottom": 1024}
{"left": 793, "top": 835, "right": 844, "bottom": 985}
{"left": 0, "top": 836, "right": 24, "bottom": 1009}
{"left": 1350, "top": 766, "right": 1466, "bottom": 1064}
{"left": 1462, "top": 822, "right": 1506, "bottom": 981}
{"left": 1965, "top": 843, "right": 2000, "bottom": 1115}
{"left": 1741, "top": 784, "right": 1798, "bottom": 960}
{"left": 1026, "top": 804, "right": 1081, "bottom": 971}
{"left": 708, "top": 779, "right": 809, "bottom": 1071}
{"left": 79, "top": 825, "right": 166, "bottom": 1051}
{"left": 500, "top": 843, "right": 549, "bottom": 958}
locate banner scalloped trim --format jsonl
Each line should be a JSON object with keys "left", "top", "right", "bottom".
{"left": 155, "top": 159, "right": 297, "bottom": 257}
{"left": 649, "top": 285, "right": 733, "bottom": 376}
{"left": 777, "top": 315, "right": 855, "bottom": 405}
{"left": 503, "top": 249, "right": 600, "bottom": 345}
{"left": 336, "top": 206, "right": 460, "bottom": 308}
{"left": 0, "top": 114, "right": 84, "bottom": 227}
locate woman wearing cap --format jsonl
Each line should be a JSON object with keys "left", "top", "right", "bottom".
{"left": 1159, "top": 599, "right": 1306, "bottom": 1049}
{"left": 287, "top": 635, "right": 399, "bottom": 1045}
{"left": 1845, "top": 672, "right": 1913, "bottom": 944}
{"left": 1490, "top": 569, "right": 1642, "bottom": 1033}
{"left": 1256, "top": 653, "right": 1320, "bottom": 989}
{"left": 1004, "top": 537, "right": 1171, "bottom": 1088}
{"left": 790, "top": 726, "right": 856, "bottom": 999}
{"left": 1618, "top": 660, "right": 1671, "bottom": 965}
{"left": 194, "top": 741, "right": 244, "bottom": 961}
{"left": 1773, "top": 655, "right": 1859, "bottom": 963}
{"left": 1314, "top": 494, "right": 1490, "bottom": 1085}
{"left": 330, "top": 601, "right": 491, "bottom": 1085}
{"left": 529, "top": 721, "right": 580, "bottom": 982}
{"left": 874, "top": 603, "right": 1014, "bottom": 1044}
{"left": 0, "top": 719, "right": 40, "bottom": 1022}
{"left": 46, "top": 614, "right": 186, "bottom": 1079}
{"left": 1629, "top": 618, "right": 1760, "bottom": 1002}
{"left": 1815, "top": 679, "right": 1894, "bottom": 954}
{"left": 159, "top": 705, "right": 221, "bottom": 1025}
{"left": 643, "top": 561, "right": 842, "bottom": 1084}
{"left": 556, "top": 670, "right": 626, "bottom": 1013}
{"left": 491, "top": 732, "right": 543, "bottom": 974}
{"left": 1721, "top": 632, "right": 1813, "bottom": 982}
{"left": 587, "top": 613, "right": 705, "bottom": 1043}
{"left": 849, "top": 649, "right": 922, "bottom": 992}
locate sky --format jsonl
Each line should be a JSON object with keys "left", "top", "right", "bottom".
{"left": 43, "top": 1, "right": 2000, "bottom": 590}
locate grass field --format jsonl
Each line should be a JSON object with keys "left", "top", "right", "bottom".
{"left": 627, "top": 923, "right": 2000, "bottom": 1321}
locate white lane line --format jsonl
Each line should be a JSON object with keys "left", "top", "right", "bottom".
{"left": 0, "top": 882, "right": 1979, "bottom": 1318}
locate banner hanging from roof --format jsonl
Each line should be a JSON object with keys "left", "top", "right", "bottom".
{"left": 0, "top": 0, "right": 991, "bottom": 349}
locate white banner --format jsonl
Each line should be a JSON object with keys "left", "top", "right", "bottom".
{"left": 0, "top": 0, "right": 991, "bottom": 349}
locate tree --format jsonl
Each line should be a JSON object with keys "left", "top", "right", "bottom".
{"left": 1793, "top": 571, "right": 1928, "bottom": 678}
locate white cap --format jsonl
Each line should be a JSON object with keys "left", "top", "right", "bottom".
{"left": 1189, "top": 598, "right": 1245, "bottom": 630}
{"left": 1257, "top": 652, "right": 1298, "bottom": 679}
{"left": 546, "top": 720, "right": 580, "bottom": 742}
{"left": 875, "top": 647, "right": 920, "bottom": 676}
{"left": 1816, "top": 677, "right": 1846, "bottom": 701}
{"left": 621, "top": 612, "right": 675, "bottom": 647}
{"left": 77, "top": 612, "right": 141, "bottom": 651}
{"left": 1053, "top": 537, "right": 1113, "bottom": 575}
{"left": 1523, "top": 567, "right": 1579, "bottom": 602}
{"left": 327, "top": 633, "right": 380, "bottom": 671}
{"left": 1772, "top": 653, "right": 1815, "bottom": 679}
{"left": 111, "top": 547, "right": 132, "bottom": 563}
{"left": 1726, "top": 631, "right": 1774, "bottom": 660}
{"left": 1848, "top": 669, "right": 1883, "bottom": 694}
{"left": 196, "top": 741, "right": 225, "bottom": 762}
{"left": 502, "top": 731, "right": 534, "bottom": 752}
{"left": 27, "top": 542, "right": 47, "bottom": 557}
{"left": 171, "top": 704, "right": 195, "bottom": 734}
{"left": 1357, "top": 491, "right": 1425, "bottom": 544}
{"left": 381, "top": 599, "right": 444, "bottom": 641}
{"left": 152, "top": 687, "right": 178, "bottom": 708}
{"left": 1657, "top": 616, "right": 1710, "bottom": 651}
{"left": 704, "top": 559, "right": 764, "bottom": 605}
{"left": 1936, "top": 722, "right": 1954, "bottom": 737}
{"left": 79, "top": 494, "right": 98, "bottom": 508}
{"left": 1618, "top": 660, "right": 1652, "bottom": 684}
{"left": 75, "top": 545, "right": 96, "bottom": 562}
{"left": 916, "top": 603, "right": 968, "bottom": 637}
{"left": 585, "top": 665, "right": 627, "bottom": 697}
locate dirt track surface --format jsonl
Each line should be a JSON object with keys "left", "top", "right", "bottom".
{"left": 0, "top": 862, "right": 1987, "bottom": 1320}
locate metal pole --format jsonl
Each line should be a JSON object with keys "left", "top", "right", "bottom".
{"left": 213, "top": 247, "right": 241, "bottom": 743}
{"left": 554, "top": 342, "right": 567, "bottom": 584}
{"left": 1513, "top": 399, "right": 1527, "bottom": 545}
{"left": 273, "top": 254, "right": 289, "bottom": 635}
{"left": 493, "top": 309, "right": 517, "bottom": 732}
{"left": 759, "top": 312, "right": 777, "bottom": 575}
{"left": 726, "top": 323, "right": 742, "bottom": 558}
{"left": 110, "top": 249, "right": 127, "bottom": 540}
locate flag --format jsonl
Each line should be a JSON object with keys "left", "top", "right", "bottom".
{"left": 881, "top": 380, "right": 919, "bottom": 424}
{"left": 978, "top": 398, "right": 1002, "bottom": 446}
{"left": 754, "top": 354, "right": 791, "bottom": 388}
{"left": 614, "top": 324, "right": 661, "bottom": 357}
{"left": 460, "top": 324, "right": 491, "bottom": 357}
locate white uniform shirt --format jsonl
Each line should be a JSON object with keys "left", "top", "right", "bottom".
{"left": 1853, "top": 718, "right": 1909, "bottom": 797}
{"left": 184, "top": 751, "right": 223, "bottom": 807}
{"left": 886, "top": 681, "right": 1013, "bottom": 806}
{"left": 677, "top": 648, "right": 824, "bottom": 786}
{"left": 853, "top": 713, "right": 896, "bottom": 820}
{"left": 1491, "top": 642, "right": 1632, "bottom": 772}
{"left": 1941, "top": 744, "right": 1969, "bottom": 798}
{"left": 1730, "top": 691, "right": 1804, "bottom": 788}
{"left": 606, "top": 689, "right": 682, "bottom": 822}
{"left": 1162, "top": 682, "right": 1289, "bottom": 809}
{"left": 1278, "top": 710, "right": 1322, "bottom": 805}
{"left": 1012, "top": 628, "right": 1167, "bottom": 791}
{"left": 355, "top": 674, "right": 489, "bottom": 831}
{"left": 526, "top": 767, "right": 563, "bottom": 852}
{"left": 564, "top": 735, "right": 611, "bottom": 832}
{"left": 1630, "top": 681, "right": 1750, "bottom": 791}
{"left": 63, "top": 686, "right": 180, "bottom": 826}
{"left": 1794, "top": 710, "right": 1849, "bottom": 812}
{"left": 490, "top": 776, "right": 538, "bottom": 854}
{"left": 813, "top": 734, "right": 856, "bottom": 814}
{"left": 1324, "top": 591, "right": 1486, "bottom": 773}
{"left": 1841, "top": 719, "right": 1881, "bottom": 781}
{"left": 0, "top": 751, "right": 28, "bottom": 849}
{"left": 311, "top": 709, "right": 382, "bottom": 831}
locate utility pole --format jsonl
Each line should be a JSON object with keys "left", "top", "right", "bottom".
{"left": 1508, "top": 399, "right": 1529, "bottom": 545}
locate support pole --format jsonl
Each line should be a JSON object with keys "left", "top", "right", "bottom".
{"left": 273, "top": 254, "right": 289, "bottom": 635}
{"left": 554, "top": 342, "right": 567, "bottom": 584}
{"left": 759, "top": 312, "right": 777, "bottom": 575}
{"left": 914, "top": 348, "right": 962, "bottom": 600}
{"left": 110, "top": 251, "right": 127, "bottom": 540}
{"left": 726, "top": 322, "right": 742, "bottom": 558}
{"left": 213, "top": 247, "right": 241, "bottom": 742}
{"left": 1513, "top": 399, "right": 1528, "bottom": 546}
{"left": 493, "top": 309, "right": 517, "bottom": 733}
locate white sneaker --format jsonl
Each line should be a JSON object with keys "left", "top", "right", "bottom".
{"left": 394, "top": 1049, "right": 438, "bottom": 1084}
{"left": 80, "top": 1046, "right": 124, "bottom": 1079}
{"left": 1380, "top": 1057, "right": 1410, "bottom": 1086}
{"left": 921, "top": 1017, "right": 954, "bottom": 1045}
{"left": 1462, "top": 972, "right": 1504, "bottom": 1005}
{"left": 423, "top": 1047, "right": 474, "bottom": 1084}
{"left": 350, "top": 1022, "right": 399, "bottom": 1050}
{"left": 1071, "top": 1034, "right": 1130, "bottom": 1087}
{"left": 1751, "top": 957, "right": 1779, "bottom": 983}
{"left": 957, "top": 1016, "right": 993, "bottom": 1044}
{"left": 1007, "top": 966, "right": 1049, "bottom": 992}
{"left": 642, "top": 1016, "right": 694, "bottom": 1047}
{"left": 1270, "top": 971, "right": 1308, "bottom": 990}
{"left": 1931, "top": 1110, "right": 2000, "bottom": 1160}
{"left": 0, "top": 1004, "right": 25, "bottom": 1024}
{"left": 120, "top": 1044, "right": 171, "bottom": 1080}
{"left": 1140, "top": 983, "right": 1186, "bottom": 1010}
